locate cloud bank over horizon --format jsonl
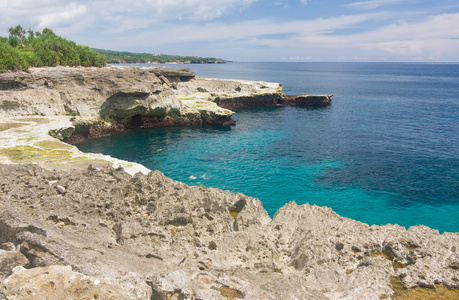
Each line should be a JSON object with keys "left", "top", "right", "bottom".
{"left": 1, "top": 0, "right": 458, "bottom": 62}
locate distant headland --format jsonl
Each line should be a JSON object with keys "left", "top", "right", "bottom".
{"left": 94, "top": 48, "right": 228, "bottom": 65}
{"left": 0, "top": 25, "right": 226, "bottom": 73}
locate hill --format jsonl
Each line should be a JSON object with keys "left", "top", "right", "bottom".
{"left": 93, "top": 48, "right": 227, "bottom": 64}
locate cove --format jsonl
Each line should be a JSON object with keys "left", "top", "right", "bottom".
{"left": 77, "top": 62, "right": 459, "bottom": 233}
{"left": 77, "top": 106, "right": 458, "bottom": 233}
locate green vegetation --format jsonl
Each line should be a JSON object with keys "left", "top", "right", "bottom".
{"left": 94, "top": 48, "right": 227, "bottom": 64}
{"left": 0, "top": 25, "right": 226, "bottom": 72}
{"left": 0, "top": 25, "right": 106, "bottom": 72}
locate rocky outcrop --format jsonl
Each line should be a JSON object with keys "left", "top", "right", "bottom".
{"left": 282, "top": 94, "right": 333, "bottom": 106}
{"left": 174, "top": 77, "right": 332, "bottom": 110}
{"left": 0, "top": 67, "right": 331, "bottom": 143}
{"left": 0, "top": 164, "right": 457, "bottom": 299}
{"left": 0, "top": 66, "right": 188, "bottom": 119}
{"left": 0, "top": 67, "right": 234, "bottom": 143}
{"left": 2, "top": 66, "right": 456, "bottom": 299}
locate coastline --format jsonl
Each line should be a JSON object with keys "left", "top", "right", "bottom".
{"left": 0, "top": 66, "right": 458, "bottom": 299}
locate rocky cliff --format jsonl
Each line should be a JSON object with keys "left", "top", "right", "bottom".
{"left": 0, "top": 66, "right": 235, "bottom": 143}
{"left": 0, "top": 66, "right": 331, "bottom": 143}
{"left": 174, "top": 77, "right": 332, "bottom": 110}
{"left": 0, "top": 67, "right": 457, "bottom": 299}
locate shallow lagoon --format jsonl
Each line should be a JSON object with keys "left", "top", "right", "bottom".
{"left": 78, "top": 63, "right": 459, "bottom": 233}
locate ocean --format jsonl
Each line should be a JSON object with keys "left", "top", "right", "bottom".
{"left": 77, "top": 62, "right": 459, "bottom": 233}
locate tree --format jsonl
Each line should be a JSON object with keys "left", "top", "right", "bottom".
{"left": 8, "top": 25, "right": 26, "bottom": 48}
{"left": 1, "top": 25, "right": 107, "bottom": 72}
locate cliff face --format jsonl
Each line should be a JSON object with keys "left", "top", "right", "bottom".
{"left": 0, "top": 67, "right": 235, "bottom": 142}
{"left": 0, "top": 66, "right": 187, "bottom": 119}
{"left": 0, "top": 67, "right": 331, "bottom": 143}
{"left": 1, "top": 67, "right": 457, "bottom": 299}
{"left": 174, "top": 77, "right": 332, "bottom": 109}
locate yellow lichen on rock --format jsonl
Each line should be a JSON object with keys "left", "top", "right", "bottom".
{"left": 0, "top": 116, "right": 149, "bottom": 174}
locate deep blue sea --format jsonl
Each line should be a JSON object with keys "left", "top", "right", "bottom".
{"left": 78, "top": 63, "right": 459, "bottom": 233}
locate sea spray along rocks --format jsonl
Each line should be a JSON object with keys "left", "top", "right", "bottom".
{"left": 0, "top": 164, "right": 458, "bottom": 299}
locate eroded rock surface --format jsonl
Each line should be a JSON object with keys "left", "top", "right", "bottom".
{"left": 1, "top": 67, "right": 331, "bottom": 144}
{"left": 0, "top": 67, "right": 235, "bottom": 143}
{"left": 174, "top": 77, "right": 332, "bottom": 109}
{"left": 0, "top": 164, "right": 457, "bottom": 299}
{"left": 0, "top": 67, "right": 455, "bottom": 299}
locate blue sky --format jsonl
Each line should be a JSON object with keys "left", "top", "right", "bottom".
{"left": 1, "top": 0, "right": 459, "bottom": 62}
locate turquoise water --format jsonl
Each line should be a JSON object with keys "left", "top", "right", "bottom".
{"left": 78, "top": 63, "right": 459, "bottom": 233}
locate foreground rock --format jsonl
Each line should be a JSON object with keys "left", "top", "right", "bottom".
{"left": 0, "top": 164, "right": 457, "bottom": 299}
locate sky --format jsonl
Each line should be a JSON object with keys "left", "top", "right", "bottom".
{"left": 1, "top": 0, "right": 459, "bottom": 62}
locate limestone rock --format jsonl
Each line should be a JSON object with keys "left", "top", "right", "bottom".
{"left": 149, "top": 269, "right": 224, "bottom": 299}
{"left": 175, "top": 77, "right": 284, "bottom": 109}
{"left": 0, "top": 163, "right": 457, "bottom": 299}
{"left": 0, "top": 248, "right": 29, "bottom": 279}
{"left": 0, "top": 66, "right": 183, "bottom": 120}
{"left": 2, "top": 265, "right": 148, "bottom": 299}
{"left": 1, "top": 67, "right": 331, "bottom": 145}
{"left": 0, "top": 67, "right": 244, "bottom": 142}
{"left": 175, "top": 77, "right": 332, "bottom": 109}
{"left": 56, "top": 185, "right": 66, "bottom": 194}
{"left": 282, "top": 94, "right": 332, "bottom": 106}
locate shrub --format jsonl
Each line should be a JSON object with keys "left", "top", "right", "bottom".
{"left": 0, "top": 25, "right": 106, "bottom": 72}
{"left": 0, "top": 38, "right": 29, "bottom": 72}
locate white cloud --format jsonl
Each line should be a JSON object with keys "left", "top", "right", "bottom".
{"left": 287, "top": 12, "right": 459, "bottom": 60}
{"left": 96, "top": 0, "right": 256, "bottom": 21}
{"left": 127, "top": 13, "right": 379, "bottom": 45}
{"left": 36, "top": 3, "right": 89, "bottom": 29}
{"left": 345, "top": 0, "right": 411, "bottom": 10}
{"left": 130, "top": 11, "right": 459, "bottom": 61}
{"left": 0, "top": 0, "right": 258, "bottom": 34}
{"left": 1, "top": 0, "right": 458, "bottom": 61}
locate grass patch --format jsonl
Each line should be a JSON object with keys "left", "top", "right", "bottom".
{"left": 370, "top": 252, "right": 392, "bottom": 260}
{"left": 229, "top": 211, "right": 238, "bottom": 219}
{"left": 54, "top": 156, "right": 109, "bottom": 165}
